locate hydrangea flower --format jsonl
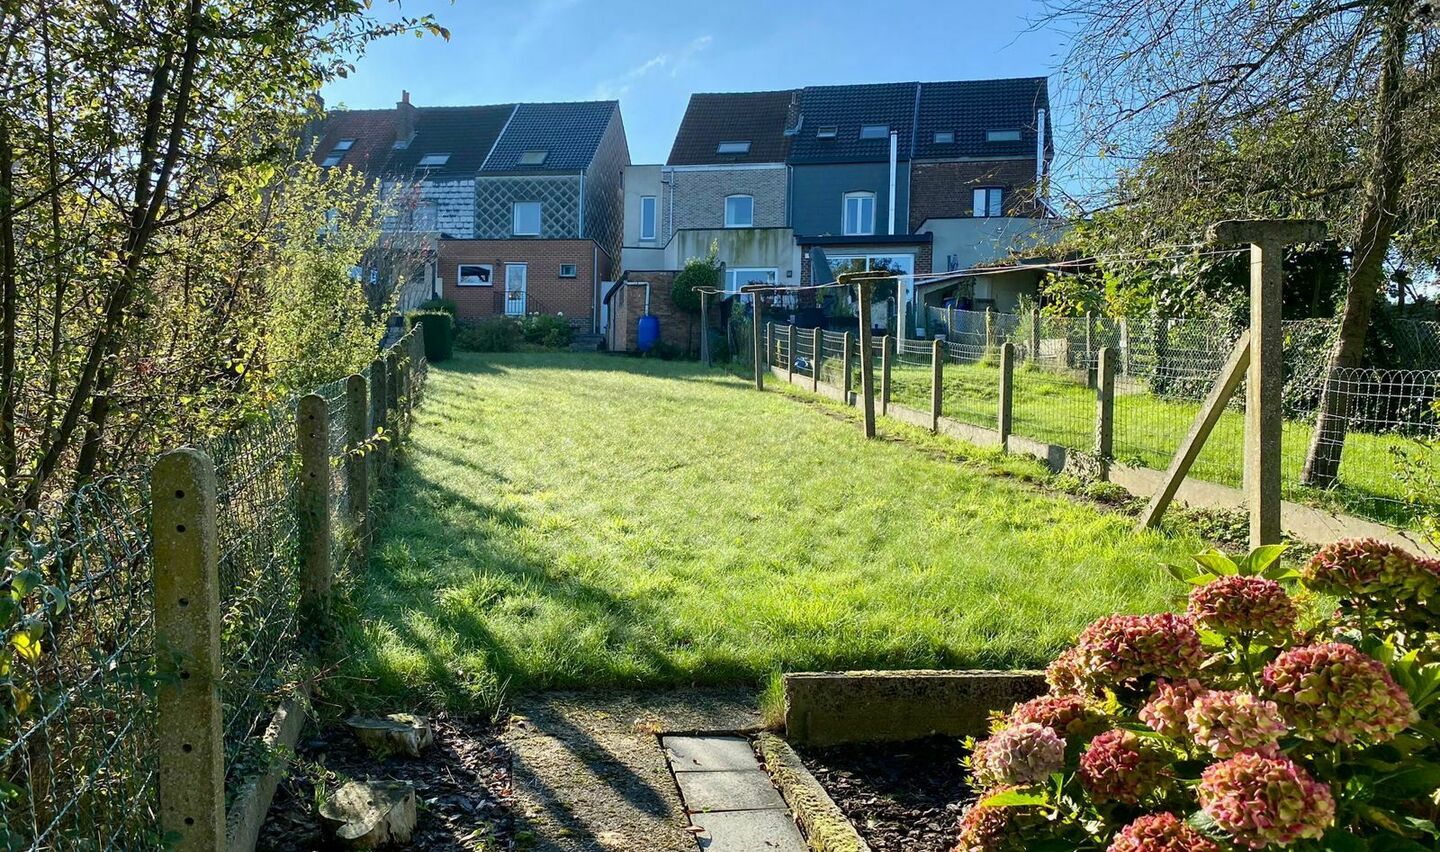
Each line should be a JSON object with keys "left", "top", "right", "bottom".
{"left": 1073, "top": 613, "right": 1207, "bottom": 688}
{"left": 1184, "top": 690, "right": 1286, "bottom": 758}
{"left": 1045, "top": 646, "right": 1089, "bottom": 696}
{"left": 954, "top": 798, "right": 1025, "bottom": 852}
{"left": 1139, "top": 679, "right": 1207, "bottom": 740}
{"left": 1186, "top": 575, "right": 1297, "bottom": 642}
{"left": 1108, "top": 812, "right": 1222, "bottom": 852}
{"left": 1078, "top": 729, "right": 1170, "bottom": 804}
{"left": 1198, "top": 752, "right": 1335, "bottom": 849}
{"left": 970, "top": 722, "right": 1065, "bottom": 789}
{"left": 1262, "top": 642, "right": 1417, "bottom": 744}
{"left": 1301, "top": 538, "right": 1436, "bottom": 600}
{"left": 1005, "top": 694, "right": 1106, "bottom": 739}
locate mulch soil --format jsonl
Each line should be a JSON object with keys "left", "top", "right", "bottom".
{"left": 796, "top": 736, "right": 974, "bottom": 852}
{"left": 258, "top": 714, "right": 516, "bottom": 851}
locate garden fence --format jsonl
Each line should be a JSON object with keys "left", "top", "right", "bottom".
{"left": 0, "top": 329, "right": 428, "bottom": 851}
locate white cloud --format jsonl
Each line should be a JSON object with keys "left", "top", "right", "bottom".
{"left": 594, "top": 35, "right": 712, "bottom": 99}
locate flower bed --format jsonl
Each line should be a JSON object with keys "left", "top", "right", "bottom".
{"left": 955, "top": 538, "right": 1440, "bottom": 851}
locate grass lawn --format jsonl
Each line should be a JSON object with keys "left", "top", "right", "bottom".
{"left": 344, "top": 352, "right": 1213, "bottom": 714}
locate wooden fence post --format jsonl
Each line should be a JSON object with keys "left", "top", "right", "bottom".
{"left": 857, "top": 283, "right": 876, "bottom": 438}
{"left": 369, "top": 355, "right": 388, "bottom": 481}
{"left": 344, "top": 374, "right": 369, "bottom": 563}
{"left": 700, "top": 292, "right": 711, "bottom": 367}
{"left": 811, "top": 327, "right": 822, "bottom": 392}
{"left": 930, "top": 337, "right": 943, "bottom": 431}
{"left": 998, "top": 342, "right": 1014, "bottom": 450}
{"left": 297, "top": 393, "right": 332, "bottom": 634}
{"left": 788, "top": 324, "right": 796, "bottom": 382}
{"left": 1029, "top": 308, "right": 1041, "bottom": 364}
{"left": 751, "top": 297, "right": 764, "bottom": 390}
{"left": 880, "top": 335, "right": 892, "bottom": 417}
{"left": 386, "top": 348, "right": 401, "bottom": 445}
{"left": 842, "top": 332, "right": 854, "bottom": 403}
{"left": 1096, "top": 346, "right": 1116, "bottom": 481}
{"left": 153, "top": 449, "right": 225, "bottom": 852}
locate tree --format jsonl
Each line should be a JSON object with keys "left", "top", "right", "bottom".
{"left": 672, "top": 242, "right": 720, "bottom": 356}
{"left": 1045, "top": 0, "right": 1440, "bottom": 486}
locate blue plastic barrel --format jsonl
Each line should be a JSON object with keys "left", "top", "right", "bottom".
{"left": 637, "top": 314, "right": 660, "bottom": 352}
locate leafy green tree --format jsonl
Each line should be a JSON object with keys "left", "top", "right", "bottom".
{"left": 672, "top": 242, "right": 720, "bottom": 356}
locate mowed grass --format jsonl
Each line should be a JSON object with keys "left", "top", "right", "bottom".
{"left": 344, "top": 352, "right": 1209, "bottom": 713}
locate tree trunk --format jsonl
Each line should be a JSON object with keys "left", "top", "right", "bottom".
{"left": 1301, "top": 0, "right": 1411, "bottom": 487}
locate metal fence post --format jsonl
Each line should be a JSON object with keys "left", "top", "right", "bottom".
{"left": 788, "top": 324, "right": 796, "bottom": 382}
{"left": 344, "top": 374, "right": 369, "bottom": 564}
{"left": 842, "top": 332, "right": 854, "bottom": 403}
{"left": 880, "top": 335, "right": 892, "bottom": 417}
{"left": 985, "top": 307, "right": 995, "bottom": 351}
{"left": 297, "top": 393, "right": 332, "bottom": 634}
{"left": 1120, "top": 319, "right": 1133, "bottom": 377}
{"left": 1096, "top": 346, "right": 1116, "bottom": 481}
{"left": 152, "top": 448, "right": 225, "bottom": 852}
{"left": 765, "top": 322, "right": 774, "bottom": 371}
{"left": 811, "top": 327, "right": 822, "bottom": 393}
{"left": 751, "top": 297, "right": 764, "bottom": 390}
{"left": 930, "top": 337, "right": 943, "bottom": 431}
{"left": 1030, "top": 308, "right": 1041, "bottom": 364}
{"left": 998, "top": 342, "right": 1014, "bottom": 450}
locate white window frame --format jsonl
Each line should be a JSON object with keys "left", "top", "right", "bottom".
{"left": 513, "top": 201, "right": 542, "bottom": 236}
{"left": 859, "top": 124, "right": 889, "bottom": 140}
{"left": 972, "top": 187, "right": 1004, "bottom": 218}
{"left": 559, "top": 263, "right": 578, "bottom": 278}
{"left": 843, "top": 191, "right": 876, "bottom": 236}
{"left": 639, "top": 195, "right": 657, "bottom": 241}
{"left": 456, "top": 263, "right": 494, "bottom": 287}
{"left": 724, "top": 194, "right": 754, "bottom": 228}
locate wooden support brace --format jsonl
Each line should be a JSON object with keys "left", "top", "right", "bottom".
{"left": 998, "top": 342, "right": 1014, "bottom": 450}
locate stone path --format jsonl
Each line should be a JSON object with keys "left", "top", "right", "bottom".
{"left": 502, "top": 688, "right": 782, "bottom": 851}
{"left": 663, "top": 735, "right": 807, "bottom": 851}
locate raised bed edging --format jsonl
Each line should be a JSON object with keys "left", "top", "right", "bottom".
{"left": 783, "top": 670, "right": 1046, "bottom": 747}
{"left": 756, "top": 733, "right": 870, "bottom": 852}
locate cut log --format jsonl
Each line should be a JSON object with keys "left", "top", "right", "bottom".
{"left": 347, "top": 713, "right": 433, "bottom": 758}
{"left": 318, "top": 779, "right": 417, "bottom": 848}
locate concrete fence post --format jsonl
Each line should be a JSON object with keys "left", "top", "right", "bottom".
{"left": 344, "top": 373, "right": 369, "bottom": 564}
{"left": 880, "top": 335, "right": 892, "bottom": 417}
{"left": 841, "top": 332, "right": 854, "bottom": 403}
{"left": 369, "top": 356, "right": 388, "bottom": 482}
{"left": 297, "top": 393, "right": 332, "bottom": 635}
{"left": 985, "top": 307, "right": 995, "bottom": 351}
{"left": 1085, "top": 311, "right": 1097, "bottom": 388}
{"left": 856, "top": 283, "right": 876, "bottom": 438}
{"left": 1029, "top": 308, "right": 1041, "bottom": 364}
{"left": 1096, "top": 346, "right": 1116, "bottom": 481}
{"left": 930, "top": 337, "right": 943, "bottom": 431}
{"left": 998, "top": 342, "right": 1015, "bottom": 450}
{"left": 788, "top": 324, "right": 796, "bottom": 382}
{"left": 811, "top": 328, "right": 822, "bottom": 392}
{"left": 152, "top": 449, "right": 225, "bottom": 852}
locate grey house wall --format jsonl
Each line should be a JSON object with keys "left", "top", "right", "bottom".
{"left": 582, "top": 109, "right": 631, "bottom": 269}
{"left": 381, "top": 177, "right": 476, "bottom": 238}
{"left": 667, "top": 166, "right": 788, "bottom": 240}
{"left": 473, "top": 174, "right": 582, "bottom": 239}
{"left": 789, "top": 162, "right": 911, "bottom": 237}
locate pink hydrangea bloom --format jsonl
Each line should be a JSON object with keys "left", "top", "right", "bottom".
{"left": 954, "top": 799, "right": 1021, "bottom": 852}
{"left": 1078, "top": 729, "right": 1170, "bottom": 804}
{"left": 1262, "top": 642, "right": 1417, "bottom": 744}
{"left": 1198, "top": 753, "right": 1335, "bottom": 849}
{"left": 1184, "top": 690, "right": 1286, "bottom": 758}
{"left": 1045, "top": 646, "right": 1089, "bottom": 696}
{"left": 1186, "top": 575, "right": 1297, "bottom": 641}
{"left": 1005, "top": 694, "right": 1105, "bottom": 739}
{"left": 1108, "top": 813, "right": 1222, "bottom": 852}
{"left": 970, "top": 722, "right": 1065, "bottom": 789}
{"left": 1301, "top": 538, "right": 1435, "bottom": 600}
{"left": 1074, "top": 613, "right": 1207, "bottom": 688}
{"left": 1139, "top": 679, "right": 1207, "bottom": 740}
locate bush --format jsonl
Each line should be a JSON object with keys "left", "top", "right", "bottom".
{"left": 405, "top": 310, "right": 454, "bottom": 362}
{"left": 419, "top": 297, "right": 458, "bottom": 316}
{"left": 520, "top": 314, "right": 572, "bottom": 348}
{"left": 956, "top": 539, "right": 1440, "bottom": 851}
{"left": 456, "top": 317, "right": 521, "bottom": 352}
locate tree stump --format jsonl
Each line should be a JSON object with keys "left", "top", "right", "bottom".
{"left": 347, "top": 714, "right": 434, "bottom": 758}
{"left": 319, "top": 780, "right": 417, "bottom": 848}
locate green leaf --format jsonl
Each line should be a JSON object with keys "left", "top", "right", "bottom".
{"left": 1191, "top": 549, "right": 1238, "bottom": 576}
{"left": 1378, "top": 763, "right": 1440, "bottom": 798}
{"left": 1240, "top": 543, "right": 1288, "bottom": 577}
{"left": 1320, "top": 828, "right": 1369, "bottom": 852}
{"left": 977, "top": 789, "right": 1049, "bottom": 808}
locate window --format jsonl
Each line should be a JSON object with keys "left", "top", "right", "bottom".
{"left": 559, "top": 263, "right": 578, "bottom": 278}
{"left": 724, "top": 195, "right": 753, "bottom": 228}
{"left": 972, "top": 187, "right": 1004, "bottom": 217}
{"left": 859, "top": 124, "right": 889, "bottom": 140}
{"left": 986, "top": 129, "right": 1021, "bottom": 142}
{"left": 519, "top": 150, "right": 548, "bottom": 165}
{"left": 333, "top": 138, "right": 355, "bottom": 151}
{"left": 816, "top": 126, "right": 838, "bottom": 139}
{"left": 321, "top": 153, "right": 344, "bottom": 168}
{"left": 417, "top": 153, "right": 450, "bottom": 167}
{"left": 716, "top": 141, "right": 751, "bottom": 155}
{"left": 843, "top": 191, "right": 875, "bottom": 236}
{"left": 457, "top": 264, "right": 493, "bottom": 287}
{"left": 933, "top": 131, "right": 954, "bottom": 144}
{"left": 639, "top": 195, "right": 657, "bottom": 241}
{"left": 411, "top": 201, "right": 437, "bottom": 230}
{"left": 513, "top": 201, "right": 542, "bottom": 235}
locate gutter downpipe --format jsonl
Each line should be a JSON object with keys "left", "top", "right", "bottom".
{"left": 888, "top": 130, "right": 898, "bottom": 236}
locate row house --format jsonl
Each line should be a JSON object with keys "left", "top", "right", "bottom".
{"left": 312, "top": 93, "right": 629, "bottom": 331}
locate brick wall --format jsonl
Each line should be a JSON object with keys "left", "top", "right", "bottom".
{"left": 909, "top": 159, "right": 1042, "bottom": 231}
{"left": 439, "top": 239, "right": 606, "bottom": 329}
{"left": 609, "top": 271, "right": 700, "bottom": 354}
{"left": 667, "top": 166, "right": 787, "bottom": 239}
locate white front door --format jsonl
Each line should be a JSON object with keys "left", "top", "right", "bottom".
{"left": 504, "top": 263, "right": 527, "bottom": 316}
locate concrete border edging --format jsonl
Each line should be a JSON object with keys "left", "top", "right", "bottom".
{"left": 225, "top": 687, "right": 310, "bottom": 852}
{"left": 756, "top": 733, "right": 870, "bottom": 852}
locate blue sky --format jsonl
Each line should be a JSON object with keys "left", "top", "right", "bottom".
{"left": 323, "top": 0, "right": 1071, "bottom": 167}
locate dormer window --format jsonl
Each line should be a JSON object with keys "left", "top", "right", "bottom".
{"left": 934, "top": 131, "right": 954, "bottom": 144}
{"left": 321, "top": 138, "right": 356, "bottom": 168}
{"left": 816, "top": 126, "right": 838, "bottom": 139}
{"left": 986, "top": 130, "right": 1021, "bottom": 142}
{"left": 716, "top": 141, "right": 751, "bottom": 155}
{"left": 417, "top": 153, "right": 450, "bottom": 167}
{"left": 519, "top": 150, "right": 548, "bottom": 165}
{"left": 333, "top": 138, "right": 355, "bottom": 151}
{"left": 859, "top": 124, "right": 889, "bottom": 140}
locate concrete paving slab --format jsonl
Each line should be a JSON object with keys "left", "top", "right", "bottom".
{"left": 689, "top": 809, "right": 807, "bottom": 852}
{"left": 662, "top": 736, "right": 761, "bottom": 773}
{"left": 674, "top": 769, "right": 786, "bottom": 813}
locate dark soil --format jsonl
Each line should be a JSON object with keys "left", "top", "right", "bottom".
{"left": 258, "top": 714, "right": 516, "bottom": 851}
{"left": 796, "top": 736, "right": 973, "bottom": 852}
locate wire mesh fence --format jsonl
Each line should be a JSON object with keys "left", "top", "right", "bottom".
{"left": 0, "top": 333, "right": 426, "bottom": 850}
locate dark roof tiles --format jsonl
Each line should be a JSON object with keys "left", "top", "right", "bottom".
{"left": 384, "top": 104, "right": 516, "bottom": 176}
{"left": 786, "top": 81, "right": 920, "bottom": 164}
{"left": 666, "top": 90, "right": 798, "bottom": 165}
{"left": 913, "top": 77, "right": 1049, "bottom": 160}
{"left": 482, "top": 101, "right": 620, "bottom": 173}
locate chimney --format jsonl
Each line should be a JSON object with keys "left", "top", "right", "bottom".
{"left": 396, "top": 90, "right": 416, "bottom": 146}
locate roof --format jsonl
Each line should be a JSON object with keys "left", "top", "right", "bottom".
{"left": 912, "top": 77, "right": 1049, "bottom": 160}
{"left": 666, "top": 90, "right": 798, "bottom": 165}
{"left": 786, "top": 82, "right": 921, "bottom": 164}
{"left": 310, "top": 109, "right": 397, "bottom": 174}
{"left": 385, "top": 104, "right": 516, "bottom": 176}
{"left": 481, "top": 101, "right": 619, "bottom": 173}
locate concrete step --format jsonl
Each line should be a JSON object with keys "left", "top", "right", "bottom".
{"left": 570, "top": 334, "right": 604, "bottom": 352}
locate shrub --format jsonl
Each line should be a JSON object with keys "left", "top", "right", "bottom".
{"left": 405, "top": 310, "right": 454, "bottom": 362}
{"left": 959, "top": 539, "right": 1440, "bottom": 851}
{"left": 419, "top": 297, "right": 457, "bottom": 316}
{"left": 520, "top": 314, "right": 572, "bottom": 348}
{"left": 455, "top": 317, "right": 521, "bottom": 352}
